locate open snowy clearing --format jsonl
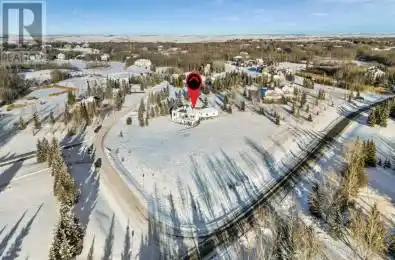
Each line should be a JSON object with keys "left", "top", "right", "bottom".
{"left": 0, "top": 158, "right": 56, "bottom": 260}
{"left": 105, "top": 81, "right": 389, "bottom": 234}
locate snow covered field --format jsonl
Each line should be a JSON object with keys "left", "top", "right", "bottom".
{"left": 105, "top": 79, "right": 389, "bottom": 234}
{"left": 214, "top": 111, "right": 395, "bottom": 260}
{"left": 0, "top": 158, "right": 56, "bottom": 260}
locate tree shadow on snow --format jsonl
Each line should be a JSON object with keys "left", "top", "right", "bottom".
{"left": 102, "top": 213, "right": 115, "bottom": 260}
{"left": 0, "top": 160, "right": 23, "bottom": 195}
{"left": 0, "top": 113, "right": 19, "bottom": 150}
{"left": 2, "top": 203, "right": 43, "bottom": 260}
{"left": 0, "top": 210, "right": 28, "bottom": 257}
{"left": 139, "top": 183, "right": 190, "bottom": 260}
{"left": 121, "top": 221, "right": 133, "bottom": 260}
{"left": 87, "top": 236, "right": 95, "bottom": 260}
{"left": 138, "top": 200, "right": 166, "bottom": 260}
{"left": 66, "top": 144, "right": 97, "bottom": 229}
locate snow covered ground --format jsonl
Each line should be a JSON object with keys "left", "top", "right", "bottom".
{"left": 0, "top": 60, "right": 150, "bottom": 159}
{"left": 213, "top": 110, "right": 395, "bottom": 260}
{"left": 0, "top": 158, "right": 56, "bottom": 260}
{"left": 105, "top": 77, "right": 389, "bottom": 235}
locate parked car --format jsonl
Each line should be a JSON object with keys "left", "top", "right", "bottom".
{"left": 94, "top": 125, "right": 102, "bottom": 133}
{"left": 94, "top": 158, "right": 102, "bottom": 168}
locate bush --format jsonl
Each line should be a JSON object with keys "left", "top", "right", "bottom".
{"left": 50, "top": 69, "right": 70, "bottom": 83}
{"left": 126, "top": 117, "right": 132, "bottom": 125}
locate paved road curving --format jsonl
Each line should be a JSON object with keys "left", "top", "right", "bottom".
{"left": 94, "top": 106, "right": 149, "bottom": 226}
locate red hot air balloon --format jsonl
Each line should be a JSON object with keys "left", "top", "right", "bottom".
{"left": 186, "top": 71, "right": 202, "bottom": 108}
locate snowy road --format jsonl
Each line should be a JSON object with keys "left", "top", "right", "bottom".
{"left": 93, "top": 108, "right": 149, "bottom": 225}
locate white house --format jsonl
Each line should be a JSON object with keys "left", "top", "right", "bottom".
{"left": 196, "top": 108, "right": 219, "bottom": 119}
{"left": 171, "top": 105, "right": 200, "bottom": 125}
{"left": 82, "top": 43, "right": 89, "bottom": 48}
{"left": 101, "top": 53, "right": 110, "bottom": 61}
{"left": 134, "top": 59, "right": 152, "bottom": 70}
{"left": 57, "top": 53, "right": 66, "bottom": 60}
{"left": 366, "top": 66, "right": 385, "bottom": 80}
{"left": 171, "top": 105, "right": 218, "bottom": 126}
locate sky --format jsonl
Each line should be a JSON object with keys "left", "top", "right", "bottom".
{"left": 22, "top": 0, "right": 395, "bottom": 35}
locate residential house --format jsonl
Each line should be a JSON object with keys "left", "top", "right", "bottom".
{"left": 101, "top": 53, "right": 110, "bottom": 61}
{"left": 134, "top": 59, "right": 152, "bottom": 70}
{"left": 57, "top": 53, "right": 66, "bottom": 60}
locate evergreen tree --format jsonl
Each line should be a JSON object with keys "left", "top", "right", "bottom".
{"left": 138, "top": 106, "right": 145, "bottom": 127}
{"left": 105, "top": 84, "right": 113, "bottom": 99}
{"left": 145, "top": 116, "right": 149, "bottom": 126}
{"left": 67, "top": 91, "right": 76, "bottom": 106}
{"left": 240, "top": 100, "right": 246, "bottom": 111}
{"left": 33, "top": 112, "right": 41, "bottom": 130}
{"left": 367, "top": 139, "right": 377, "bottom": 167}
{"left": 115, "top": 91, "right": 124, "bottom": 111}
{"left": 176, "top": 91, "right": 183, "bottom": 107}
{"left": 140, "top": 98, "right": 146, "bottom": 113}
{"left": 54, "top": 166, "right": 77, "bottom": 206}
{"left": 63, "top": 104, "right": 72, "bottom": 126}
{"left": 375, "top": 107, "right": 383, "bottom": 126}
{"left": 154, "top": 106, "right": 159, "bottom": 116}
{"left": 50, "top": 111, "right": 56, "bottom": 124}
{"left": 87, "top": 81, "right": 91, "bottom": 96}
{"left": 379, "top": 114, "right": 388, "bottom": 127}
{"left": 49, "top": 204, "right": 85, "bottom": 260}
{"left": 367, "top": 109, "right": 377, "bottom": 127}
{"left": 80, "top": 104, "right": 91, "bottom": 126}
{"left": 228, "top": 105, "right": 233, "bottom": 114}
{"left": 291, "top": 102, "right": 296, "bottom": 115}
{"left": 275, "top": 113, "right": 280, "bottom": 125}
{"left": 378, "top": 157, "right": 382, "bottom": 166}
{"left": 301, "top": 92, "right": 307, "bottom": 108}
{"left": 365, "top": 204, "right": 387, "bottom": 258}
{"left": 37, "top": 137, "right": 50, "bottom": 163}
{"left": 18, "top": 116, "right": 26, "bottom": 130}
{"left": 308, "top": 113, "right": 313, "bottom": 122}
{"left": 223, "top": 95, "right": 229, "bottom": 111}
{"left": 36, "top": 139, "right": 44, "bottom": 163}
{"left": 126, "top": 117, "right": 132, "bottom": 125}
{"left": 48, "top": 137, "right": 60, "bottom": 169}
{"left": 203, "top": 96, "right": 208, "bottom": 107}
{"left": 150, "top": 106, "right": 155, "bottom": 118}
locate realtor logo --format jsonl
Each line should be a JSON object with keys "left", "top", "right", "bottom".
{"left": 1, "top": 1, "right": 45, "bottom": 48}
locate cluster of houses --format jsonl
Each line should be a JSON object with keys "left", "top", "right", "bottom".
{"left": 231, "top": 52, "right": 265, "bottom": 67}
{"left": 365, "top": 65, "right": 386, "bottom": 80}
{"left": 244, "top": 84, "right": 295, "bottom": 103}
{"left": 56, "top": 42, "right": 110, "bottom": 61}
{"left": 133, "top": 59, "right": 152, "bottom": 70}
